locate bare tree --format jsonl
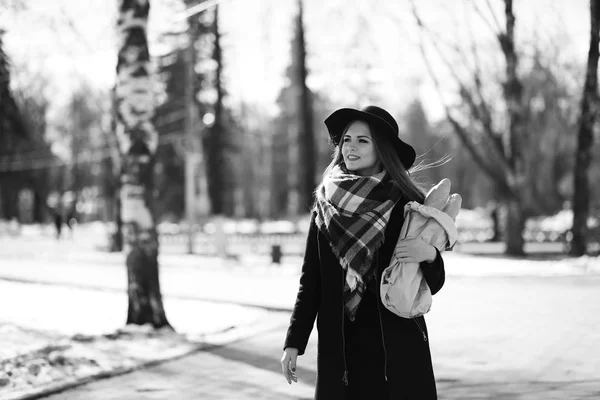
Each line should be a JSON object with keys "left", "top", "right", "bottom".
{"left": 571, "top": 0, "right": 600, "bottom": 256}
{"left": 204, "top": 4, "right": 229, "bottom": 215}
{"left": 295, "top": 0, "right": 316, "bottom": 213}
{"left": 410, "top": 0, "right": 534, "bottom": 255}
{"left": 115, "top": 0, "right": 171, "bottom": 328}
{"left": 0, "top": 28, "right": 29, "bottom": 220}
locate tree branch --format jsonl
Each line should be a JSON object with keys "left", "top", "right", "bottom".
{"left": 465, "top": 1, "right": 506, "bottom": 159}
{"left": 412, "top": 2, "right": 513, "bottom": 180}
{"left": 431, "top": 36, "right": 507, "bottom": 162}
{"left": 485, "top": 0, "right": 503, "bottom": 33}
{"left": 409, "top": 0, "right": 515, "bottom": 197}
{"left": 470, "top": 0, "right": 502, "bottom": 37}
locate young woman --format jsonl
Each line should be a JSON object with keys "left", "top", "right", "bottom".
{"left": 280, "top": 105, "right": 445, "bottom": 399}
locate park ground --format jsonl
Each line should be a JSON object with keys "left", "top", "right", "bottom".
{"left": 0, "top": 224, "right": 599, "bottom": 399}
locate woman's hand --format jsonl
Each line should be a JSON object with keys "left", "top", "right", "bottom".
{"left": 281, "top": 347, "right": 299, "bottom": 384}
{"left": 394, "top": 238, "right": 437, "bottom": 263}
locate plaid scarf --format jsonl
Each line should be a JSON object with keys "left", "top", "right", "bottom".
{"left": 314, "top": 164, "right": 401, "bottom": 321}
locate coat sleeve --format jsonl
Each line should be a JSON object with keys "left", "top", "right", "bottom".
{"left": 420, "top": 248, "right": 445, "bottom": 295}
{"left": 283, "top": 214, "right": 321, "bottom": 356}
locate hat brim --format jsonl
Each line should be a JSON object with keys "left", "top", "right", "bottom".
{"left": 324, "top": 108, "right": 416, "bottom": 170}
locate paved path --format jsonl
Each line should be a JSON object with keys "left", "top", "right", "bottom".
{"left": 42, "top": 274, "right": 600, "bottom": 400}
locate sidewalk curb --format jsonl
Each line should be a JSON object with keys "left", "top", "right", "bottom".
{"left": 3, "top": 317, "right": 289, "bottom": 400}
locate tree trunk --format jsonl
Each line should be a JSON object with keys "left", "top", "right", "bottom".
{"left": 490, "top": 205, "right": 501, "bottom": 242}
{"left": 271, "top": 130, "right": 289, "bottom": 217}
{"left": 295, "top": 0, "right": 316, "bottom": 213}
{"left": 206, "top": 4, "right": 228, "bottom": 215}
{"left": 501, "top": 0, "right": 527, "bottom": 256}
{"left": 113, "top": 194, "right": 124, "bottom": 252}
{"left": 571, "top": 0, "right": 600, "bottom": 256}
{"left": 0, "top": 180, "right": 10, "bottom": 220}
{"left": 505, "top": 197, "right": 525, "bottom": 256}
{"left": 0, "top": 183, "right": 7, "bottom": 220}
{"left": 32, "top": 188, "right": 45, "bottom": 223}
{"left": 0, "top": 176, "right": 19, "bottom": 220}
{"left": 116, "top": 0, "right": 170, "bottom": 329}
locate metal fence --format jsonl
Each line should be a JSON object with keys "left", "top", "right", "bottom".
{"left": 159, "top": 226, "right": 596, "bottom": 256}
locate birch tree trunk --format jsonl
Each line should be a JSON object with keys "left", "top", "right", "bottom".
{"left": 571, "top": 0, "right": 600, "bottom": 256}
{"left": 116, "top": 0, "right": 171, "bottom": 328}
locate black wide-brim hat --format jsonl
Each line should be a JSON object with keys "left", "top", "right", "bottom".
{"left": 324, "top": 105, "right": 416, "bottom": 170}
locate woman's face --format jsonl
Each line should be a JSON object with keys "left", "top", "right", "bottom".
{"left": 341, "top": 120, "right": 381, "bottom": 176}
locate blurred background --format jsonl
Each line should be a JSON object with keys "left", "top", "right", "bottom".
{"left": 1, "top": 0, "right": 600, "bottom": 399}
{"left": 0, "top": 0, "right": 597, "bottom": 248}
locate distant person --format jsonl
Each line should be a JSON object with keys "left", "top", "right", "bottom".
{"left": 486, "top": 200, "right": 501, "bottom": 242}
{"left": 281, "top": 106, "right": 446, "bottom": 399}
{"left": 53, "top": 210, "right": 63, "bottom": 240}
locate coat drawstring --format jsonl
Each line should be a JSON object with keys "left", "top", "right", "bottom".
{"left": 374, "top": 255, "right": 389, "bottom": 382}
{"left": 341, "top": 269, "right": 349, "bottom": 386}
{"left": 414, "top": 318, "right": 428, "bottom": 342}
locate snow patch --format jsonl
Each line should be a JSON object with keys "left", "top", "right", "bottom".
{"left": 0, "top": 326, "right": 201, "bottom": 400}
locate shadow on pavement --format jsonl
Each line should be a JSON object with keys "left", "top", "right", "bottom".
{"left": 206, "top": 336, "right": 317, "bottom": 387}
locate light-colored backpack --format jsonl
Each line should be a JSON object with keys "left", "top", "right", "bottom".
{"left": 380, "top": 179, "right": 461, "bottom": 319}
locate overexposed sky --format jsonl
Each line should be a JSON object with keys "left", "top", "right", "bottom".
{"left": 1, "top": 0, "right": 591, "bottom": 121}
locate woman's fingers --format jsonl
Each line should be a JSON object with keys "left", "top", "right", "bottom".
{"left": 289, "top": 353, "right": 298, "bottom": 383}
{"left": 280, "top": 353, "right": 291, "bottom": 384}
{"left": 394, "top": 248, "right": 416, "bottom": 262}
{"left": 281, "top": 351, "right": 298, "bottom": 384}
{"left": 394, "top": 248, "right": 412, "bottom": 258}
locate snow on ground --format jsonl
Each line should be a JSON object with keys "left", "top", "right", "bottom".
{"left": 444, "top": 252, "right": 600, "bottom": 277}
{"left": 0, "top": 280, "right": 270, "bottom": 337}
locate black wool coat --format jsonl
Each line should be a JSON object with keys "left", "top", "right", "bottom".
{"left": 284, "top": 199, "right": 445, "bottom": 400}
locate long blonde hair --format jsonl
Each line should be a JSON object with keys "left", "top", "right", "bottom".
{"left": 314, "top": 120, "right": 429, "bottom": 205}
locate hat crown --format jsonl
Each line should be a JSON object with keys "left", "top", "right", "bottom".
{"left": 361, "top": 105, "right": 399, "bottom": 135}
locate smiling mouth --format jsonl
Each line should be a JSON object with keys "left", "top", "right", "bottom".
{"left": 347, "top": 155, "right": 360, "bottom": 161}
